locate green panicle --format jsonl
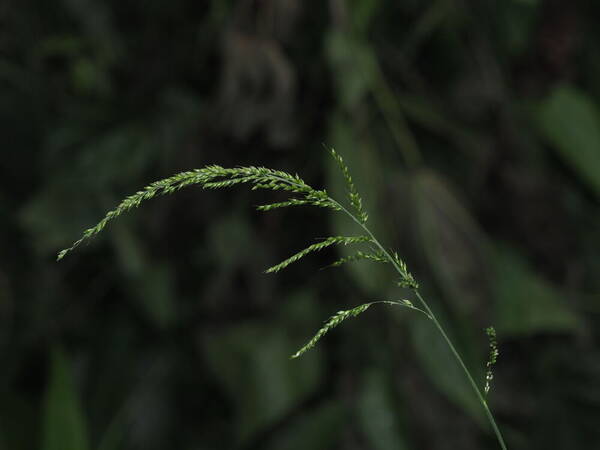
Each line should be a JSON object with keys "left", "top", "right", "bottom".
{"left": 57, "top": 148, "right": 508, "bottom": 450}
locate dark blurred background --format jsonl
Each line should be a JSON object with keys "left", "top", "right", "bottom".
{"left": 2, "top": 0, "right": 600, "bottom": 449}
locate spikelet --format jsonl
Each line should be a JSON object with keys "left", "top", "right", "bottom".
{"left": 265, "top": 236, "right": 372, "bottom": 274}
{"left": 324, "top": 250, "right": 388, "bottom": 269}
{"left": 256, "top": 196, "right": 340, "bottom": 211}
{"left": 329, "top": 148, "right": 368, "bottom": 224}
{"left": 391, "top": 251, "right": 419, "bottom": 289}
{"left": 290, "top": 303, "right": 373, "bottom": 359}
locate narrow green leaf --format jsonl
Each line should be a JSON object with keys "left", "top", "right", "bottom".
{"left": 409, "top": 316, "right": 484, "bottom": 424}
{"left": 41, "top": 348, "right": 90, "bottom": 450}
{"left": 493, "top": 244, "right": 580, "bottom": 335}
{"left": 265, "top": 401, "right": 343, "bottom": 450}
{"left": 536, "top": 84, "right": 600, "bottom": 198}
{"left": 358, "top": 369, "right": 410, "bottom": 450}
{"left": 202, "top": 316, "right": 322, "bottom": 444}
{"left": 413, "top": 170, "right": 491, "bottom": 314}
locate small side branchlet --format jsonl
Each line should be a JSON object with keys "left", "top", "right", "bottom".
{"left": 391, "top": 252, "right": 419, "bottom": 289}
{"left": 257, "top": 198, "right": 335, "bottom": 211}
{"left": 291, "top": 299, "right": 432, "bottom": 359}
{"left": 322, "top": 250, "right": 388, "bottom": 269}
{"left": 484, "top": 326, "right": 499, "bottom": 395}
{"left": 291, "top": 302, "right": 373, "bottom": 359}
{"left": 330, "top": 148, "right": 368, "bottom": 224}
{"left": 264, "top": 235, "right": 371, "bottom": 274}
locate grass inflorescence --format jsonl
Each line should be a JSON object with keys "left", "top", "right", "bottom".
{"left": 58, "top": 147, "right": 507, "bottom": 450}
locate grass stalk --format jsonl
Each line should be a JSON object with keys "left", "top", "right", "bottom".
{"left": 332, "top": 198, "right": 508, "bottom": 450}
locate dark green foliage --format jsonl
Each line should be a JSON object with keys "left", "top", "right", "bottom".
{"left": 4, "top": 1, "right": 600, "bottom": 449}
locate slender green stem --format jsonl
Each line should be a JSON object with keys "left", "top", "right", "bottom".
{"left": 263, "top": 173, "right": 506, "bottom": 448}
{"left": 414, "top": 292, "right": 507, "bottom": 450}
{"left": 371, "top": 64, "right": 422, "bottom": 169}
{"left": 331, "top": 199, "right": 508, "bottom": 450}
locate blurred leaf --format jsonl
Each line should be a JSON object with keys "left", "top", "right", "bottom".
{"left": 497, "top": 1, "right": 538, "bottom": 57}
{"left": 409, "top": 314, "right": 484, "bottom": 424}
{"left": 61, "top": 0, "right": 120, "bottom": 65}
{"left": 413, "top": 170, "right": 492, "bottom": 316}
{"left": 265, "top": 401, "right": 344, "bottom": 450}
{"left": 357, "top": 369, "right": 409, "bottom": 450}
{"left": 20, "top": 125, "right": 158, "bottom": 256}
{"left": 69, "top": 127, "right": 157, "bottom": 189}
{"left": 42, "top": 125, "right": 157, "bottom": 192}
{"left": 96, "top": 413, "right": 127, "bottom": 450}
{"left": 326, "top": 31, "right": 377, "bottom": 110}
{"left": 36, "top": 34, "right": 84, "bottom": 58}
{"left": 208, "top": 212, "right": 255, "bottom": 269}
{"left": 202, "top": 294, "right": 323, "bottom": 444}
{"left": 111, "top": 226, "right": 175, "bottom": 328}
{"left": 134, "top": 264, "right": 175, "bottom": 328}
{"left": 0, "top": 392, "right": 37, "bottom": 450}
{"left": 536, "top": 84, "right": 600, "bottom": 198}
{"left": 42, "top": 348, "right": 90, "bottom": 450}
{"left": 18, "top": 180, "right": 99, "bottom": 256}
{"left": 327, "top": 114, "right": 393, "bottom": 294}
{"left": 349, "top": 0, "right": 381, "bottom": 33}
{"left": 493, "top": 244, "right": 580, "bottom": 336}
{"left": 395, "top": 94, "right": 485, "bottom": 156}
{"left": 71, "top": 57, "right": 111, "bottom": 95}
